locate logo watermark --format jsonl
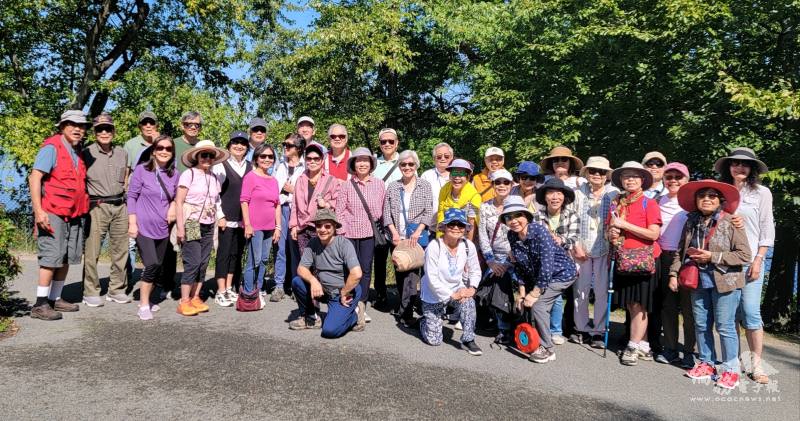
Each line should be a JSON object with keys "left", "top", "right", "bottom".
{"left": 686, "top": 352, "right": 782, "bottom": 404}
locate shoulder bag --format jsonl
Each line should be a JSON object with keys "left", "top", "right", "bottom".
{"left": 352, "top": 179, "right": 388, "bottom": 247}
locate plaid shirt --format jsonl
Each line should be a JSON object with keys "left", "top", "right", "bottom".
{"left": 532, "top": 206, "right": 580, "bottom": 251}
{"left": 336, "top": 176, "right": 386, "bottom": 238}
{"left": 574, "top": 183, "right": 618, "bottom": 257}
{"left": 383, "top": 178, "right": 433, "bottom": 235}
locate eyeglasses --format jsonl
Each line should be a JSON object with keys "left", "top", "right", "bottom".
{"left": 251, "top": 127, "right": 266, "bottom": 133}
{"left": 315, "top": 223, "right": 335, "bottom": 230}
{"left": 663, "top": 174, "right": 685, "bottom": 181}
{"left": 329, "top": 134, "right": 346, "bottom": 140}
{"left": 493, "top": 180, "right": 512, "bottom": 186}
{"left": 445, "top": 222, "right": 466, "bottom": 229}
{"left": 379, "top": 138, "right": 396, "bottom": 145}
{"left": 644, "top": 160, "right": 664, "bottom": 168}
{"left": 282, "top": 143, "right": 297, "bottom": 149}
{"left": 586, "top": 168, "right": 607, "bottom": 176}
{"left": 399, "top": 162, "right": 415, "bottom": 168}
{"left": 450, "top": 170, "right": 468, "bottom": 177}
{"left": 140, "top": 119, "right": 156, "bottom": 126}
{"left": 183, "top": 122, "right": 201, "bottom": 129}
{"left": 154, "top": 145, "right": 173, "bottom": 152}
{"left": 696, "top": 191, "right": 720, "bottom": 200}
{"left": 729, "top": 159, "right": 750, "bottom": 168}
{"left": 94, "top": 125, "right": 114, "bottom": 134}
{"left": 306, "top": 156, "right": 322, "bottom": 163}
{"left": 259, "top": 153, "right": 275, "bottom": 160}
{"left": 505, "top": 212, "right": 527, "bottom": 221}
{"left": 435, "top": 154, "right": 452, "bottom": 160}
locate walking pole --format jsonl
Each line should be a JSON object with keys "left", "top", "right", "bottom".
{"left": 603, "top": 255, "right": 616, "bottom": 358}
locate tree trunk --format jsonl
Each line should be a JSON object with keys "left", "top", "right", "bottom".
{"left": 762, "top": 225, "right": 800, "bottom": 332}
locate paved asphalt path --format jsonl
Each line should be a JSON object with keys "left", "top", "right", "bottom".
{"left": 1, "top": 257, "right": 798, "bottom": 420}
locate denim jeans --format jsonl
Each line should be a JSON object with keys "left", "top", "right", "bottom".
{"left": 273, "top": 204, "right": 292, "bottom": 290}
{"left": 291, "top": 276, "right": 363, "bottom": 338}
{"left": 691, "top": 287, "right": 742, "bottom": 373}
{"left": 243, "top": 230, "right": 275, "bottom": 293}
{"left": 737, "top": 264, "right": 764, "bottom": 330}
{"left": 550, "top": 297, "right": 564, "bottom": 336}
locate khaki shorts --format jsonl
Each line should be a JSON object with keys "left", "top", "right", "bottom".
{"left": 37, "top": 213, "right": 84, "bottom": 268}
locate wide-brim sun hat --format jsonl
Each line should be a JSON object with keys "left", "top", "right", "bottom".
{"left": 347, "top": 147, "right": 378, "bottom": 175}
{"left": 312, "top": 208, "right": 342, "bottom": 228}
{"left": 499, "top": 196, "right": 534, "bottom": 224}
{"left": 611, "top": 161, "right": 653, "bottom": 190}
{"left": 535, "top": 178, "right": 575, "bottom": 206}
{"left": 677, "top": 179, "right": 740, "bottom": 214}
{"left": 437, "top": 207, "right": 472, "bottom": 232}
{"left": 514, "top": 161, "right": 541, "bottom": 177}
{"left": 713, "top": 147, "right": 768, "bottom": 175}
{"left": 580, "top": 156, "right": 612, "bottom": 178}
{"left": 181, "top": 139, "right": 230, "bottom": 168}
{"left": 539, "top": 146, "right": 584, "bottom": 173}
{"left": 447, "top": 158, "right": 473, "bottom": 174}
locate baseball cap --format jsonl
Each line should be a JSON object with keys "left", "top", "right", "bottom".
{"left": 229, "top": 131, "right": 249, "bottom": 142}
{"left": 138, "top": 111, "right": 157, "bottom": 124}
{"left": 248, "top": 117, "right": 267, "bottom": 130}
{"left": 92, "top": 112, "right": 115, "bottom": 128}
{"left": 297, "top": 116, "right": 315, "bottom": 126}
{"left": 484, "top": 147, "right": 505, "bottom": 158}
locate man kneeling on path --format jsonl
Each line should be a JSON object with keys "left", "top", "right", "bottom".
{"left": 289, "top": 209, "right": 366, "bottom": 337}
{"left": 28, "top": 110, "right": 91, "bottom": 320}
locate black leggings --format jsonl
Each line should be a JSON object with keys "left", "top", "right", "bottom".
{"left": 135, "top": 235, "right": 170, "bottom": 283}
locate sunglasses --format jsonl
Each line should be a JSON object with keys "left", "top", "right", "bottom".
{"left": 315, "top": 223, "right": 334, "bottom": 230}
{"left": 493, "top": 180, "right": 512, "bottom": 186}
{"left": 183, "top": 122, "right": 201, "bottom": 129}
{"left": 94, "top": 125, "right": 114, "bottom": 134}
{"left": 446, "top": 222, "right": 466, "bottom": 229}
{"left": 140, "top": 119, "right": 157, "bottom": 126}
{"left": 644, "top": 160, "right": 664, "bottom": 168}
{"left": 586, "top": 168, "right": 607, "bottom": 176}
{"left": 696, "top": 191, "right": 720, "bottom": 200}
{"left": 450, "top": 170, "right": 469, "bottom": 177}
{"left": 552, "top": 157, "right": 570, "bottom": 163}
{"left": 282, "top": 143, "right": 297, "bottom": 149}
{"left": 519, "top": 175, "right": 539, "bottom": 181}
{"left": 380, "top": 138, "right": 396, "bottom": 145}
{"left": 435, "top": 154, "right": 452, "bottom": 160}
{"left": 329, "top": 134, "right": 346, "bottom": 140}
{"left": 154, "top": 145, "right": 173, "bottom": 152}
{"left": 729, "top": 159, "right": 750, "bottom": 168}
{"left": 306, "top": 156, "right": 322, "bottom": 163}
{"left": 259, "top": 153, "right": 275, "bottom": 160}
{"left": 663, "top": 174, "right": 685, "bottom": 181}
{"left": 251, "top": 127, "right": 266, "bottom": 133}
{"left": 399, "top": 162, "right": 415, "bottom": 168}
{"left": 199, "top": 152, "right": 215, "bottom": 159}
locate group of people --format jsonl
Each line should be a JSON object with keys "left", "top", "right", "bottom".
{"left": 28, "top": 109, "right": 775, "bottom": 390}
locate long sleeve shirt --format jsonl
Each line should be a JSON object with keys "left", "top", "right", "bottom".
{"left": 736, "top": 184, "right": 775, "bottom": 262}
{"left": 420, "top": 238, "right": 482, "bottom": 303}
{"left": 478, "top": 200, "right": 511, "bottom": 264}
{"left": 383, "top": 178, "right": 433, "bottom": 237}
{"left": 533, "top": 207, "right": 580, "bottom": 251}
{"left": 127, "top": 164, "right": 178, "bottom": 239}
{"left": 273, "top": 158, "right": 305, "bottom": 205}
{"left": 289, "top": 172, "right": 341, "bottom": 230}
{"left": 508, "top": 223, "right": 577, "bottom": 290}
{"left": 336, "top": 176, "right": 385, "bottom": 239}
{"left": 574, "top": 183, "right": 618, "bottom": 257}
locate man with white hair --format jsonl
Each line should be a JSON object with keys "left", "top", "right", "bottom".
{"left": 324, "top": 123, "right": 351, "bottom": 181}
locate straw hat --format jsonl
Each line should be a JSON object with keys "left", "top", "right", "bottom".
{"left": 539, "top": 146, "right": 584, "bottom": 173}
{"left": 713, "top": 147, "right": 768, "bottom": 175}
{"left": 180, "top": 139, "right": 230, "bottom": 168}
{"left": 611, "top": 161, "right": 653, "bottom": 190}
{"left": 677, "top": 180, "right": 740, "bottom": 214}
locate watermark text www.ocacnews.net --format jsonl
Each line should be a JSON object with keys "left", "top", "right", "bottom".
{"left": 690, "top": 396, "right": 782, "bottom": 403}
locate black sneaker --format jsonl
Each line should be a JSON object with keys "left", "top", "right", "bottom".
{"left": 590, "top": 335, "right": 606, "bottom": 349}
{"left": 568, "top": 332, "right": 586, "bottom": 344}
{"left": 494, "top": 330, "right": 513, "bottom": 345}
{"left": 462, "top": 340, "right": 483, "bottom": 356}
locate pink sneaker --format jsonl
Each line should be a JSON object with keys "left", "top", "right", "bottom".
{"left": 716, "top": 371, "right": 740, "bottom": 390}
{"left": 685, "top": 362, "right": 716, "bottom": 380}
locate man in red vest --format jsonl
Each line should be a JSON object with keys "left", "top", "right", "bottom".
{"left": 28, "top": 110, "right": 91, "bottom": 320}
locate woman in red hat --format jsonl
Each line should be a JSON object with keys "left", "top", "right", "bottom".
{"left": 669, "top": 180, "right": 750, "bottom": 390}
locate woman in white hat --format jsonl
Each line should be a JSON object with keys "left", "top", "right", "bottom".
{"left": 477, "top": 169, "right": 516, "bottom": 343}
{"left": 336, "top": 147, "right": 385, "bottom": 322}
{"left": 436, "top": 159, "right": 482, "bottom": 241}
{"left": 715, "top": 147, "right": 774, "bottom": 384}
{"left": 175, "top": 140, "right": 229, "bottom": 316}
{"left": 571, "top": 156, "right": 619, "bottom": 348}
{"left": 607, "top": 161, "right": 662, "bottom": 366}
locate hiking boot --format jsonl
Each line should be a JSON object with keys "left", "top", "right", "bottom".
{"left": 462, "top": 340, "right": 483, "bottom": 356}
{"left": 679, "top": 353, "right": 696, "bottom": 369}
{"left": 635, "top": 347, "right": 654, "bottom": 361}
{"left": 289, "top": 316, "right": 322, "bottom": 330}
{"left": 177, "top": 300, "right": 200, "bottom": 316}
{"left": 568, "top": 332, "right": 586, "bottom": 344}
{"left": 106, "top": 292, "right": 132, "bottom": 304}
{"left": 190, "top": 297, "right": 209, "bottom": 313}
{"left": 655, "top": 349, "right": 680, "bottom": 365}
{"left": 551, "top": 334, "right": 566, "bottom": 345}
{"left": 621, "top": 347, "right": 639, "bottom": 366}
{"left": 529, "top": 346, "right": 556, "bottom": 364}
{"left": 30, "top": 303, "right": 62, "bottom": 321}
{"left": 82, "top": 296, "right": 104, "bottom": 307}
{"left": 269, "top": 289, "right": 285, "bottom": 302}
{"left": 685, "top": 362, "right": 716, "bottom": 380}
{"left": 137, "top": 306, "right": 154, "bottom": 321}
{"left": 353, "top": 302, "right": 366, "bottom": 332}
{"left": 51, "top": 299, "right": 79, "bottom": 312}
{"left": 214, "top": 292, "right": 232, "bottom": 307}
{"left": 590, "top": 335, "right": 605, "bottom": 349}
{"left": 716, "top": 371, "right": 740, "bottom": 390}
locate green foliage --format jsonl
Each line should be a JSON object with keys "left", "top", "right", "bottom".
{"left": 0, "top": 211, "right": 22, "bottom": 304}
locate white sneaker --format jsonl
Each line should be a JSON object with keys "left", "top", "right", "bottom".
{"left": 552, "top": 334, "right": 566, "bottom": 345}
{"left": 364, "top": 311, "right": 372, "bottom": 323}
{"left": 259, "top": 292, "right": 266, "bottom": 309}
{"left": 227, "top": 288, "right": 238, "bottom": 302}
{"left": 454, "top": 321, "right": 463, "bottom": 331}
{"left": 214, "top": 292, "right": 232, "bottom": 307}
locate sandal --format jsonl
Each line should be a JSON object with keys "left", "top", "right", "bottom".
{"left": 748, "top": 371, "right": 770, "bottom": 384}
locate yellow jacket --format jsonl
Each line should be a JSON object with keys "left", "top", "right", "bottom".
{"left": 472, "top": 168, "right": 500, "bottom": 202}
{"left": 436, "top": 182, "right": 483, "bottom": 236}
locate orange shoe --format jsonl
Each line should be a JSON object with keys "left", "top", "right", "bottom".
{"left": 190, "top": 297, "right": 209, "bottom": 313}
{"left": 177, "top": 300, "right": 199, "bottom": 316}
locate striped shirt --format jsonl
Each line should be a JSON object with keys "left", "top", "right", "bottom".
{"left": 336, "top": 176, "right": 386, "bottom": 239}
